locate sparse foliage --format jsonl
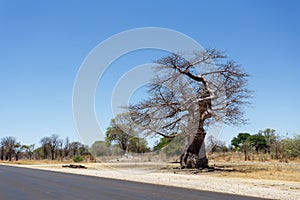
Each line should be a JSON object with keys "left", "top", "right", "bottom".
{"left": 90, "top": 141, "right": 111, "bottom": 157}
{"left": 14, "top": 142, "right": 22, "bottom": 161}
{"left": 285, "top": 135, "right": 300, "bottom": 159}
{"left": 22, "top": 144, "right": 35, "bottom": 160}
{"left": 130, "top": 49, "right": 251, "bottom": 168}
{"left": 128, "top": 137, "right": 150, "bottom": 154}
{"left": 1, "top": 137, "right": 17, "bottom": 161}
{"left": 153, "top": 137, "right": 173, "bottom": 152}
{"left": 106, "top": 113, "right": 137, "bottom": 154}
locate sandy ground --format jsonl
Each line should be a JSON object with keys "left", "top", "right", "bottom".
{"left": 1, "top": 162, "right": 299, "bottom": 200}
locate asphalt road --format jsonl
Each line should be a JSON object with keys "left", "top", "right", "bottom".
{"left": 0, "top": 165, "right": 267, "bottom": 200}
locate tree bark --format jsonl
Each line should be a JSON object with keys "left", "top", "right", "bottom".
{"left": 244, "top": 150, "right": 250, "bottom": 161}
{"left": 0, "top": 146, "right": 4, "bottom": 160}
{"left": 180, "top": 123, "right": 208, "bottom": 169}
{"left": 8, "top": 153, "right": 12, "bottom": 161}
{"left": 51, "top": 150, "right": 55, "bottom": 160}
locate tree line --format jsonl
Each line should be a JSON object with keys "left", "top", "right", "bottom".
{"left": 230, "top": 128, "right": 300, "bottom": 161}
{"left": 0, "top": 134, "right": 90, "bottom": 162}
{"left": 1, "top": 128, "right": 299, "bottom": 163}
{"left": 100, "top": 113, "right": 300, "bottom": 163}
{"left": 201, "top": 128, "right": 300, "bottom": 162}
{"left": 91, "top": 113, "right": 151, "bottom": 157}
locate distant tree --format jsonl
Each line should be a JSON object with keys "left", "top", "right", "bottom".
{"left": 90, "top": 141, "right": 111, "bottom": 157}
{"left": 1, "top": 137, "right": 16, "bottom": 161}
{"left": 56, "top": 138, "right": 63, "bottom": 161}
{"left": 106, "top": 113, "right": 136, "bottom": 155}
{"left": 260, "top": 128, "right": 276, "bottom": 154}
{"left": 63, "top": 137, "right": 70, "bottom": 158}
{"left": 231, "top": 133, "right": 250, "bottom": 150}
{"left": 207, "top": 135, "right": 227, "bottom": 154}
{"left": 40, "top": 136, "right": 50, "bottom": 159}
{"left": 33, "top": 147, "right": 44, "bottom": 160}
{"left": 231, "top": 133, "right": 251, "bottom": 160}
{"left": 39, "top": 135, "right": 61, "bottom": 160}
{"left": 284, "top": 135, "right": 300, "bottom": 159}
{"left": 111, "top": 144, "right": 123, "bottom": 156}
{"left": 207, "top": 135, "right": 218, "bottom": 154}
{"left": 128, "top": 137, "right": 150, "bottom": 154}
{"left": 69, "top": 141, "right": 81, "bottom": 157}
{"left": 153, "top": 137, "right": 173, "bottom": 152}
{"left": 48, "top": 134, "right": 59, "bottom": 160}
{"left": 78, "top": 144, "right": 89, "bottom": 156}
{"left": 14, "top": 142, "right": 22, "bottom": 161}
{"left": 22, "top": 144, "right": 35, "bottom": 160}
{"left": 248, "top": 133, "right": 267, "bottom": 153}
{"left": 162, "top": 135, "right": 185, "bottom": 157}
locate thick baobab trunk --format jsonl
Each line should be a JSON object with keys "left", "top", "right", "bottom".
{"left": 180, "top": 125, "right": 208, "bottom": 169}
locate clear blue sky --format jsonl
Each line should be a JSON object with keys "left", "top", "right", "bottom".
{"left": 0, "top": 0, "right": 299, "bottom": 146}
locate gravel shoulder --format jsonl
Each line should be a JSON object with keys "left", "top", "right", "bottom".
{"left": 1, "top": 162, "right": 299, "bottom": 200}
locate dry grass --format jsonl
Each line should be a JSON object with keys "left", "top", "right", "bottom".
{"left": 208, "top": 161, "right": 300, "bottom": 182}
{"left": 207, "top": 152, "right": 300, "bottom": 182}
{"left": 0, "top": 160, "right": 72, "bottom": 165}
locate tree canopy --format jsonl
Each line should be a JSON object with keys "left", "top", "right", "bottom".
{"left": 106, "top": 113, "right": 138, "bottom": 154}
{"left": 130, "top": 49, "right": 251, "bottom": 168}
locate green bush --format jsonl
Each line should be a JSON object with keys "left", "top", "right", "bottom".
{"left": 73, "top": 155, "right": 83, "bottom": 162}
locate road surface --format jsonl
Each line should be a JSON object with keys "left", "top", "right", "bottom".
{"left": 0, "top": 165, "right": 267, "bottom": 200}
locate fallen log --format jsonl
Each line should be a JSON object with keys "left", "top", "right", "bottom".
{"left": 62, "top": 164, "right": 87, "bottom": 169}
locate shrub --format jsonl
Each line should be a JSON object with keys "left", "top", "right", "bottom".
{"left": 73, "top": 155, "right": 83, "bottom": 162}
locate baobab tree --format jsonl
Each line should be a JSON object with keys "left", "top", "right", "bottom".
{"left": 129, "top": 49, "right": 250, "bottom": 169}
{"left": 40, "top": 136, "right": 50, "bottom": 159}
{"left": 40, "top": 134, "right": 59, "bottom": 160}
{"left": 1, "top": 136, "right": 16, "bottom": 161}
